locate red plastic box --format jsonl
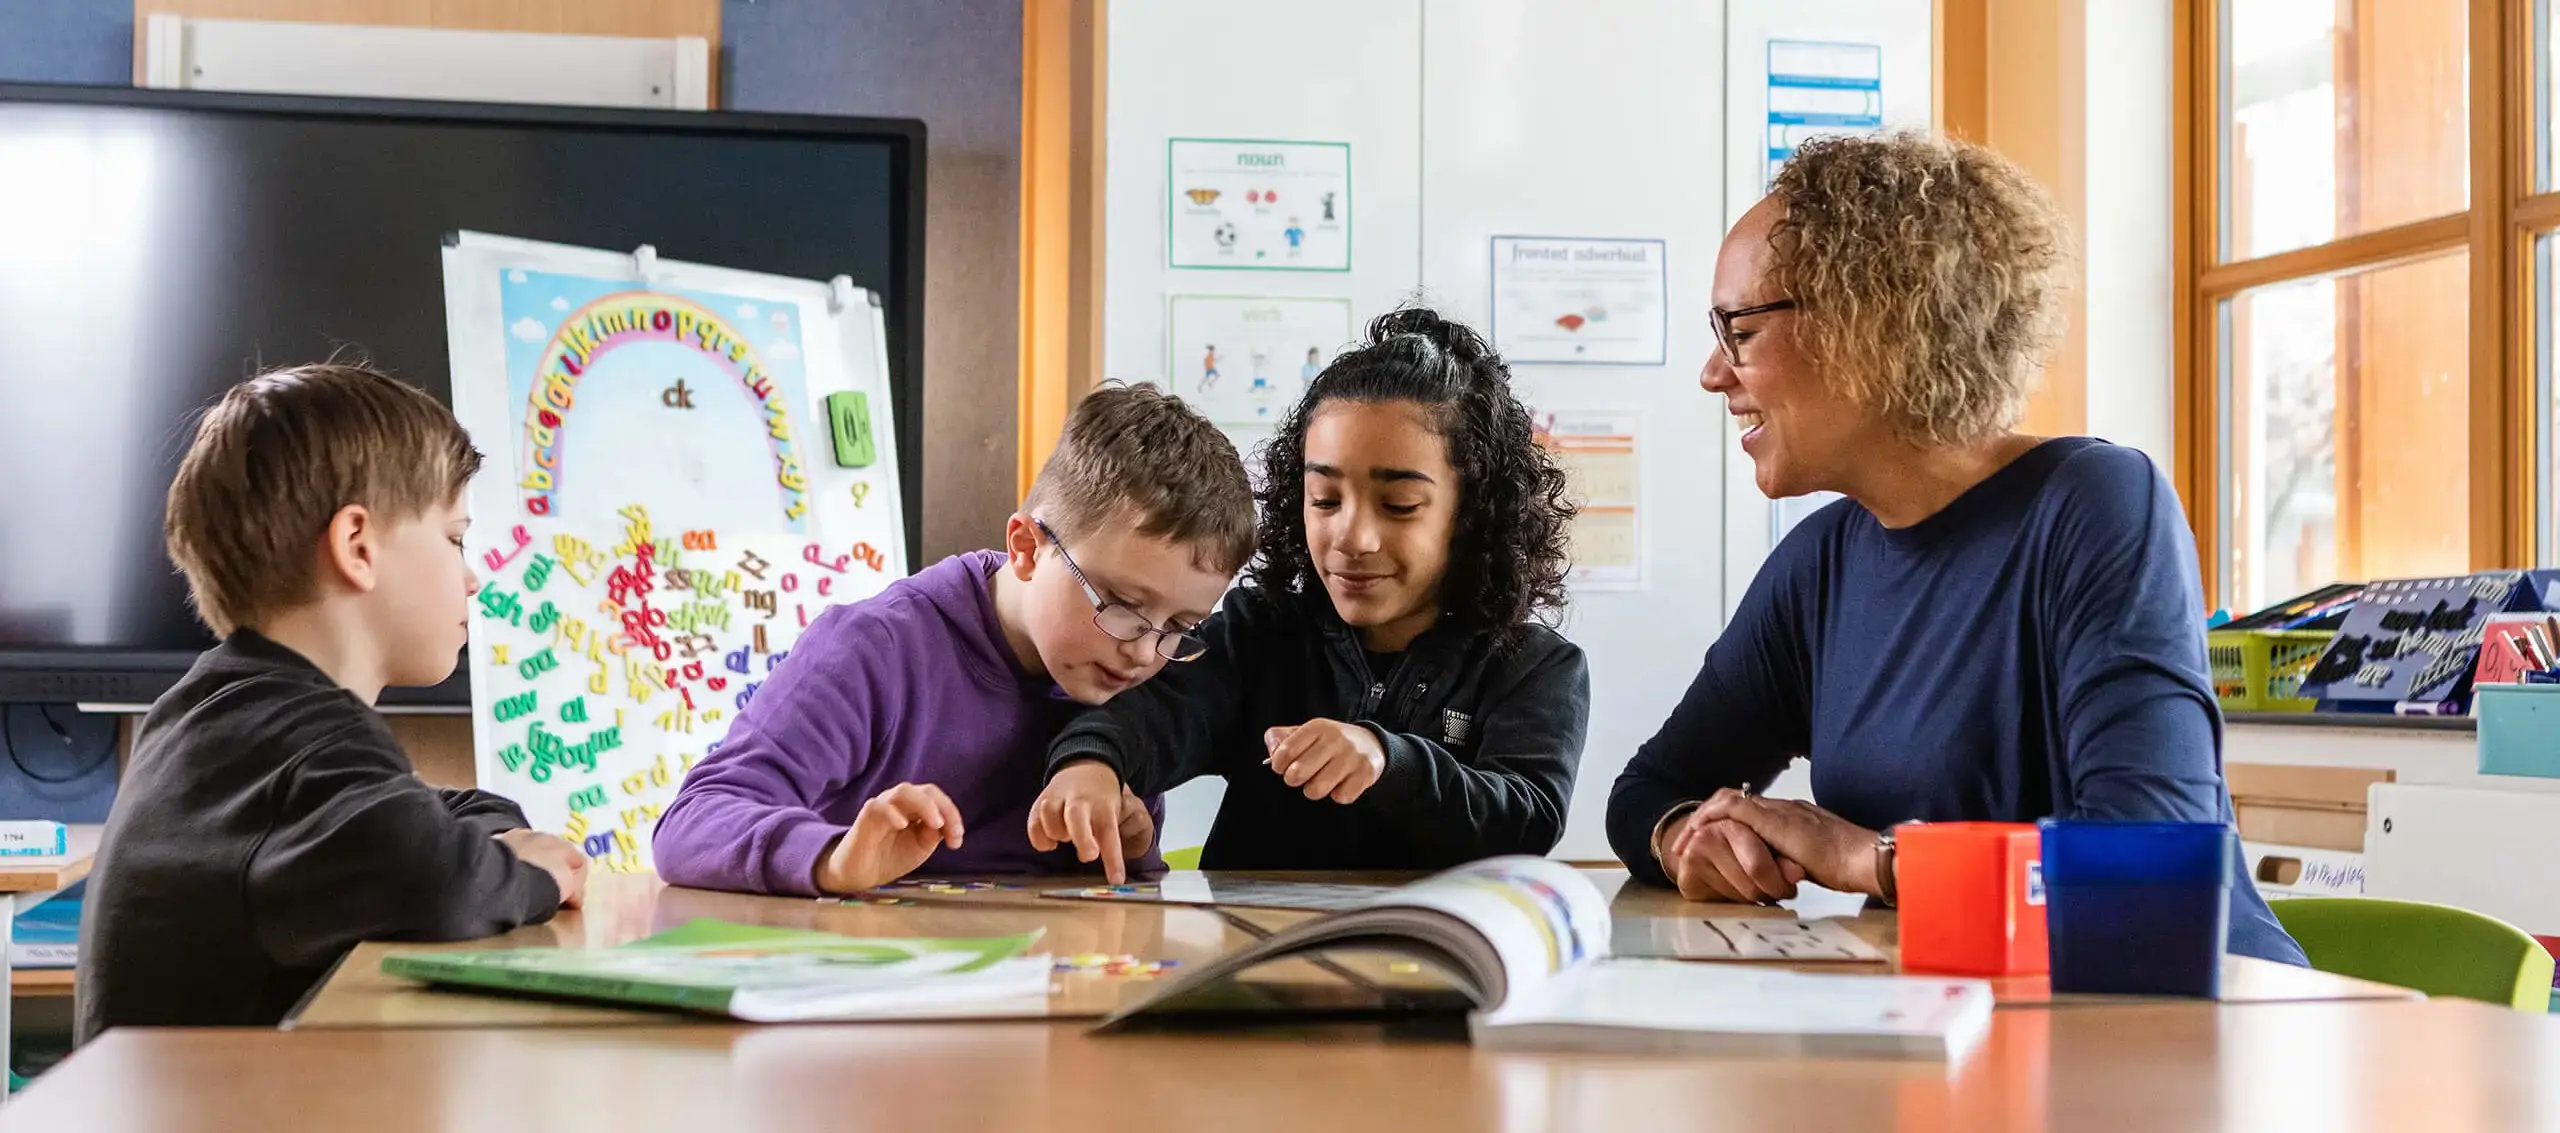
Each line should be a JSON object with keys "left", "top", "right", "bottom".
{"left": 1897, "top": 821, "right": 2049, "bottom": 976}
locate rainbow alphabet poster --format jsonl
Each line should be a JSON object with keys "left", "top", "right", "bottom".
{"left": 498, "top": 269, "right": 818, "bottom": 534}
{"left": 443, "top": 232, "right": 907, "bottom": 873}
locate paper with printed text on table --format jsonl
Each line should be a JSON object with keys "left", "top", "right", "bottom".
{"left": 1102, "top": 857, "right": 1992, "bottom": 1059}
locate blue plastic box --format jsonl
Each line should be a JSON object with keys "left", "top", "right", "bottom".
{"left": 2477, "top": 683, "right": 2560, "bottom": 779}
{"left": 2038, "top": 819, "right": 2232, "bottom": 998}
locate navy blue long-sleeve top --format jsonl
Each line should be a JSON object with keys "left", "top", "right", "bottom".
{"left": 1607, "top": 438, "right": 2305, "bottom": 964}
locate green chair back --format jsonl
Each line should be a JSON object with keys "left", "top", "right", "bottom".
{"left": 2269, "top": 896, "right": 2554, "bottom": 1011}
{"left": 1162, "top": 846, "right": 1204, "bottom": 871}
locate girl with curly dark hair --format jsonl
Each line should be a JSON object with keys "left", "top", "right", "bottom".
{"left": 1027, "top": 307, "right": 1591, "bottom": 875}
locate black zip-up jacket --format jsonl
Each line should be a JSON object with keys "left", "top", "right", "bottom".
{"left": 77, "top": 631, "right": 561, "bottom": 1041}
{"left": 1046, "top": 584, "right": 1590, "bottom": 870}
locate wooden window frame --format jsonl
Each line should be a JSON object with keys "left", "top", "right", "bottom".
{"left": 2175, "top": 0, "right": 2542, "bottom": 604}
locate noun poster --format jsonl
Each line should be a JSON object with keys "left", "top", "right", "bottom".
{"left": 1167, "top": 138, "right": 1350, "bottom": 271}
{"left": 441, "top": 231, "right": 909, "bottom": 873}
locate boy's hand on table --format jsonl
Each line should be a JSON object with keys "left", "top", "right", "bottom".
{"left": 1264, "top": 719, "right": 1385, "bottom": 804}
{"left": 495, "top": 828, "right": 590, "bottom": 909}
{"left": 1116, "top": 786, "right": 1157, "bottom": 864}
{"left": 1029, "top": 760, "right": 1128, "bottom": 883}
{"left": 816, "top": 782, "right": 965, "bottom": 895}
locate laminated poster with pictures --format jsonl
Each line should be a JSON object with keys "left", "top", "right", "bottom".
{"left": 1529, "top": 407, "right": 1643, "bottom": 592}
{"left": 441, "top": 232, "right": 909, "bottom": 873}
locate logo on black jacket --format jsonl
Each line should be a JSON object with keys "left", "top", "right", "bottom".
{"left": 1442, "top": 710, "right": 1474, "bottom": 746}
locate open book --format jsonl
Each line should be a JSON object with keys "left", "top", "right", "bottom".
{"left": 380, "top": 919, "right": 1052, "bottom": 1022}
{"left": 1102, "top": 857, "right": 1994, "bottom": 1060}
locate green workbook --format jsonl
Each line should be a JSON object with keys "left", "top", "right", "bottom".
{"left": 381, "top": 919, "right": 1050, "bottom": 1022}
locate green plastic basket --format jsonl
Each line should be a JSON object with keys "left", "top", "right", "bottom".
{"left": 2208, "top": 629, "right": 2336, "bottom": 713}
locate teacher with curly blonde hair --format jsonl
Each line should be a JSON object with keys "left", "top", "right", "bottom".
{"left": 1608, "top": 132, "right": 2303, "bottom": 964}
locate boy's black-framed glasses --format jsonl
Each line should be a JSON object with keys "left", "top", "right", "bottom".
{"left": 1032, "top": 519, "right": 1210, "bottom": 662}
{"left": 1709, "top": 299, "right": 1798, "bottom": 367}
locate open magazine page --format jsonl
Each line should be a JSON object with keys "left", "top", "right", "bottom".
{"left": 1095, "top": 856, "right": 1614, "bottom": 1029}
{"left": 1364, "top": 856, "right": 1613, "bottom": 999}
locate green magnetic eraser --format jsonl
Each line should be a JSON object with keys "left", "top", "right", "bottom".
{"left": 828, "top": 391, "right": 877, "bottom": 468}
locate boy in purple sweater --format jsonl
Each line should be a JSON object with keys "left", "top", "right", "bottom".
{"left": 653, "top": 385, "right": 1255, "bottom": 895}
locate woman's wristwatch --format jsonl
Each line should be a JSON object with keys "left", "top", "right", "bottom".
{"left": 1873, "top": 827, "right": 1900, "bottom": 906}
{"left": 1874, "top": 820, "right": 1924, "bottom": 906}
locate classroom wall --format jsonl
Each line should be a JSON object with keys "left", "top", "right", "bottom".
{"left": 0, "top": 0, "right": 131, "bottom": 83}
{"left": 1104, "top": 0, "right": 1735, "bottom": 859}
{"left": 1416, "top": 0, "right": 1734, "bottom": 859}
{"left": 1102, "top": 0, "right": 1426, "bottom": 855}
{"left": 1104, "top": 0, "right": 2199, "bottom": 861}
{"left": 1099, "top": 0, "right": 1425, "bottom": 456}
{"left": 2080, "top": 0, "right": 2175, "bottom": 472}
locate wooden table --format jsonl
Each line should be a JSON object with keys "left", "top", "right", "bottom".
{"left": 290, "top": 871, "right": 1432, "bottom": 1028}
{"left": 288, "top": 868, "right": 2414, "bottom": 1030}
{"left": 17, "top": 865, "right": 2505, "bottom": 1131}
{"left": 16, "top": 997, "right": 2560, "bottom": 1132}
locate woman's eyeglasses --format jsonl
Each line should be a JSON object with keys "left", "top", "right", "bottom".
{"left": 1709, "top": 299, "right": 1798, "bottom": 367}
{"left": 1032, "top": 519, "right": 1210, "bottom": 662}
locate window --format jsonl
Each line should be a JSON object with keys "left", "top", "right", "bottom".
{"left": 2221, "top": 0, "right": 2467, "bottom": 262}
{"left": 2181, "top": 0, "right": 2530, "bottom": 615}
{"left": 2222, "top": 253, "right": 2470, "bottom": 607}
